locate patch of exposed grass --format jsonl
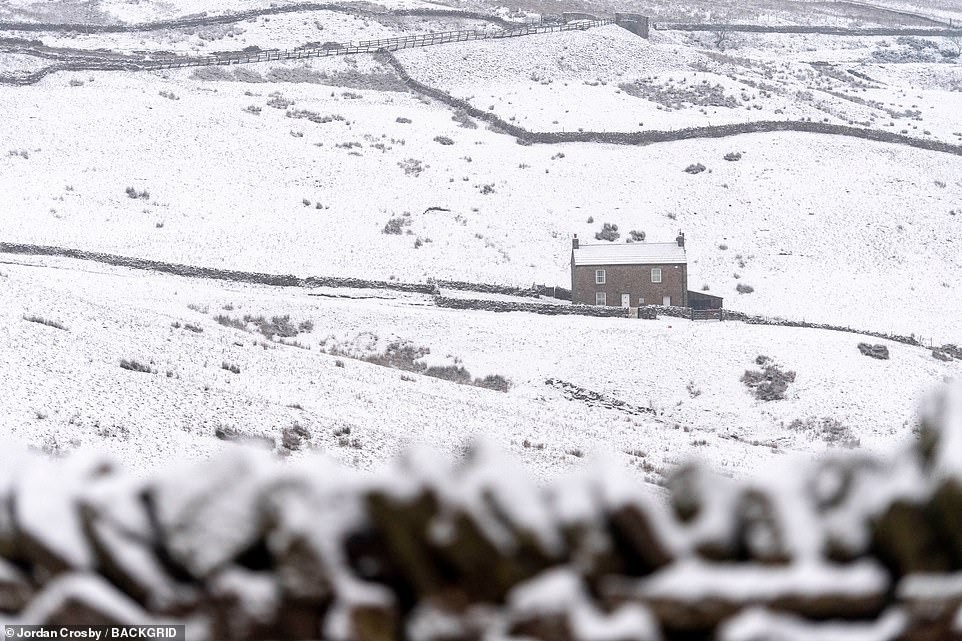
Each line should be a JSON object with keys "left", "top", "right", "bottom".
{"left": 22, "top": 315, "right": 67, "bottom": 331}
{"left": 741, "top": 356, "right": 795, "bottom": 401}
{"left": 222, "top": 361, "right": 241, "bottom": 374}
{"left": 120, "top": 359, "right": 155, "bottom": 374}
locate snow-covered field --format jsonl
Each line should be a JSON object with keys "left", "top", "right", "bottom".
{"left": 1, "top": 45, "right": 960, "bottom": 341}
{"left": 0, "top": 0, "right": 447, "bottom": 24}
{"left": 2, "top": 0, "right": 961, "bottom": 483}
{"left": 2, "top": 254, "right": 956, "bottom": 480}
{"left": 1, "top": 12, "right": 501, "bottom": 56}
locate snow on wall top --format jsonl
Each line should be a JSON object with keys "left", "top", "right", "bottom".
{"left": 0, "top": 383, "right": 961, "bottom": 640}
{"left": 573, "top": 242, "right": 687, "bottom": 266}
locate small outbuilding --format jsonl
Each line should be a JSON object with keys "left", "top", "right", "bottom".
{"left": 687, "top": 290, "right": 724, "bottom": 310}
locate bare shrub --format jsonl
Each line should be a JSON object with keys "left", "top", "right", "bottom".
{"left": 736, "top": 283, "right": 754, "bottom": 294}
{"left": 627, "top": 230, "right": 646, "bottom": 243}
{"left": 858, "top": 343, "right": 890, "bottom": 360}
{"left": 214, "top": 314, "right": 247, "bottom": 330}
{"left": 287, "top": 110, "right": 348, "bottom": 125}
{"left": 396, "top": 116, "right": 412, "bottom": 124}
{"left": 267, "top": 94, "right": 294, "bottom": 109}
{"left": 433, "top": 135, "right": 455, "bottom": 145}
{"left": 741, "top": 357, "right": 795, "bottom": 401}
{"left": 247, "top": 314, "right": 299, "bottom": 339}
{"left": 222, "top": 361, "right": 241, "bottom": 374}
{"left": 325, "top": 339, "right": 509, "bottom": 392}
{"left": 724, "top": 152, "right": 742, "bottom": 161}
{"left": 120, "top": 359, "right": 154, "bottom": 374}
{"left": 398, "top": 159, "right": 426, "bottom": 177}
{"left": 788, "top": 417, "right": 859, "bottom": 449}
{"left": 383, "top": 214, "right": 412, "bottom": 234}
{"left": 595, "top": 223, "right": 620, "bottom": 242}
{"left": 684, "top": 163, "right": 706, "bottom": 174}
{"left": 279, "top": 422, "right": 311, "bottom": 453}
{"left": 566, "top": 448, "right": 585, "bottom": 458}
{"left": 190, "top": 66, "right": 230, "bottom": 81}
{"left": 125, "top": 186, "right": 149, "bottom": 200}
{"left": 475, "top": 374, "right": 510, "bottom": 392}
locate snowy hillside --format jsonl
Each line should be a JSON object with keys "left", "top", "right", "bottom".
{"left": 1, "top": 45, "right": 960, "bottom": 341}
{"left": 1, "top": 0, "right": 961, "bottom": 492}
{"left": 2, "top": 254, "right": 957, "bottom": 479}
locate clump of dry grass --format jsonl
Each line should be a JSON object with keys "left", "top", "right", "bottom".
{"left": 23, "top": 315, "right": 67, "bottom": 331}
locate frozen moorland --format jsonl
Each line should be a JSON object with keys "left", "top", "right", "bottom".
{"left": 0, "top": 0, "right": 960, "bottom": 483}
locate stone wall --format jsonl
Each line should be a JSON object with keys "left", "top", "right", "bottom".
{"left": 0, "top": 5, "right": 512, "bottom": 33}
{"left": 0, "top": 242, "right": 437, "bottom": 293}
{"left": 380, "top": 51, "right": 962, "bottom": 159}
{"left": 1, "top": 385, "right": 962, "bottom": 640}
{"left": 435, "top": 279, "right": 539, "bottom": 297}
{"left": 657, "top": 23, "right": 961, "bottom": 35}
{"left": 434, "top": 295, "right": 629, "bottom": 317}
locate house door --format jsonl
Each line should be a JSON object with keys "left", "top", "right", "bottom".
{"left": 621, "top": 294, "right": 631, "bottom": 308}
{"left": 662, "top": 295, "right": 671, "bottom": 306}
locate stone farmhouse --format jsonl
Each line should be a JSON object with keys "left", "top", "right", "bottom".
{"left": 570, "top": 232, "right": 723, "bottom": 310}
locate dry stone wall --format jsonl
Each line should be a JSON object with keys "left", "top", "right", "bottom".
{"left": 2, "top": 386, "right": 962, "bottom": 640}
{"left": 0, "top": 5, "right": 512, "bottom": 33}
{"left": 434, "top": 295, "right": 629, "bottom": 317}
{"left": 657, "top": 23, "right": 962, "bottom": 36}
{"left": 381, "top": 52, "right": 962, "bottom": 158}
{"left": 0, "top": 242, "right": 435, "bottom": 294}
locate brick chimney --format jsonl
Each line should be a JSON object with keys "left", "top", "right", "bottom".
{"left": 676, "top": 231, "right": 685, "bottom": 248}
{"left": 572, "top": 234, "right": 579, "bottom": 250}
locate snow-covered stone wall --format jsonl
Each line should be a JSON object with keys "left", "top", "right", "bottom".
{"left": 434, "top": 295, "right": 629, "bottom": 317}
{"left": 2, "top": 385, "right": 962, "bottom": 640}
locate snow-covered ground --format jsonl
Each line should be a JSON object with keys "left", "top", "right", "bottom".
{"left": 1, "top": 46, "right": 960, "bottom": 341}
{"left": 1, "top": 13, "right": 500, "bottom": 57}
{"left": 0, "top": 0, "right": 450, "bottom": 24}
{"left": 2, "top": 254, "right": 956, "bottom": 480}
{"left": 2, "top": 1, "right": 961, "bottom": 481}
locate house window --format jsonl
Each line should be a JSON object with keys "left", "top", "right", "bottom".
{"left": 595, "top": 269, "right": 606, "bottom": 284}
{"left": 595, "top": 292, "right": 607, "bottom": 306}
{"left": 638, "top": 297, "right": 645, "bottom": 306}
{"left": 651, "top": 268, "right": 662, "bottom": 283}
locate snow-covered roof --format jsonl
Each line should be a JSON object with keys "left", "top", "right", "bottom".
{"left": 573, "top": 242, "right": 687, "bottom": 266}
